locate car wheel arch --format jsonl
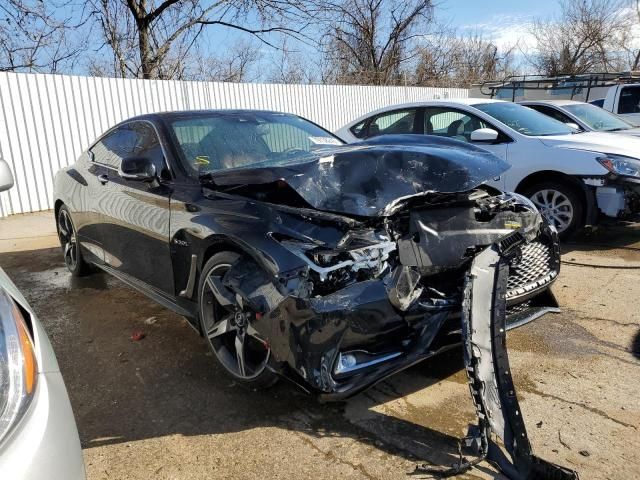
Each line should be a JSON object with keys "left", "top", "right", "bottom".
{"left": 184, "top": 235, "right": 273, "bottom": 336}
{"left": 515, "top": 170, "right": 590, "bottom": 232}
{"left": 515, "top": 170, "right": 587, "bottom": 206}
{"left": 175, "top": 233, "right": 274, "bottom": 297}
{"left": 54, "top": 199, "right": 64, "bottom": 220}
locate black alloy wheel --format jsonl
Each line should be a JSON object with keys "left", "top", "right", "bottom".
{"left": 198, "top": 251, "right": 277, "bottom": 389}
{"left": 57, "top": 205, "right": 89, "bottom": 276}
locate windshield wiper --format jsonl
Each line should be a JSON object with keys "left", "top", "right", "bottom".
{"left": 604, "top": 127, "right": 628, "bottom": 132}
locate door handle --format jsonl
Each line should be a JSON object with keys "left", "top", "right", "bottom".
{"left": 98, "top": 174, "right": 109, "bottom": 185}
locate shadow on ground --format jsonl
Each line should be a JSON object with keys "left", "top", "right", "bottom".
{"left": 632, "top": 329, "right": 640, "bottom": 360}
{"left": 0, "top": 247, "right": 483, "bottom": 474}
{"left": 561, "top": 217, "right": 640, "bottom": 256}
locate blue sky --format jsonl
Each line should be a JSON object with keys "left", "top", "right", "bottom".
{"left": 440, "top": 0, "right": 561, "bottom": 49}
{"left": 442, "top": 0, "right": 560, "bottom": 26}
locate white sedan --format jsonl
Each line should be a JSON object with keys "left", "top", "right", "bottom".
{"left": 0, "top": 160, "right": 85, "bottom": 479}
{"left": 519, "top": 99, "right": 640, "bottom": 136}
{"left": 336, "top": 99, "right": 640, "bottom": 236}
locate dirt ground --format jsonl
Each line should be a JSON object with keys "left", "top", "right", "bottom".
{"left": 0, "top": 221, "right": 638, "bottom": 480}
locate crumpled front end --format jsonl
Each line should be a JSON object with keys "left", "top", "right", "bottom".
{"left": 210, "top": 187, "right": 560, "bottom": 399}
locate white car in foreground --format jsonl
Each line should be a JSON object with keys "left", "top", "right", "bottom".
{"left": 0, "top": 159, "right": 85, "bottom": 479}
{"left": 336, "top": 99, "right": 640, "bottom": 236}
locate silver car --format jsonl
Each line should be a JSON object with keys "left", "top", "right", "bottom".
{"left": 0, "top": 159, "right": 85, "bottom": 479}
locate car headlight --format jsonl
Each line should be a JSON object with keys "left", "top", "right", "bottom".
{"left": 0, "top": 289, "right": 38, "bottom": 444}
{"left": 278, "top": 237, "right": 396, "bottom": 282}
{"left": 597, "top": 155, "right": 640, "bottom": 178}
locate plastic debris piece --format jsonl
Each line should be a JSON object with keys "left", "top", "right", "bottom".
{"left": 131, "top": 330, "right": 145, "bottom": 341}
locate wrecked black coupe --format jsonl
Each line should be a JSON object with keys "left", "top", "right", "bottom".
{"left": 53, "top": 111, "right": 575, "bottom": 479}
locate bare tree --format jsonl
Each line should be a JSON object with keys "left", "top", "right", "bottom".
{"left": 619, "top": 0, "right": 640, "bottom": 70}
{"left": 528, "top": 0, "right": 630, "bottom": 76}
{"left": 89, "top": 0, "right": 312, "bottom": 79}
{"left": 319, "top": 0, "right": 434, "bottom": 85}
{"left": 191, "top": 41, "right": 260, "bottom": 82}
{"left": 267, "top": 39, "right": 318, "bottom": 83}
{"left": 0, "top": 1, "right": 86, "bottom": 73}
{"left": 413, "top": 29, "right": 516, "bottom": 87}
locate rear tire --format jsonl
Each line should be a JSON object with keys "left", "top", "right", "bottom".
{"left": 56, "top": 205, "right": 90, "bottom": 276}
{"left": 198, "top": 251, "right": 278, "bottom": 389}
{"left": 523, "top": 181, "right": 584, "bottom": 238}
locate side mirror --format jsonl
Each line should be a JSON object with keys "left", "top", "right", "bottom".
{"left": 0, "top": 159, "right": 15, "bottom": 193}
{"left": 119, "top": 157, "right": 157, "bottom": 182}
{"left": 565, "top": 122, "right": 581, "bottom": 131}
{"left": 470, "top": 128, "right": 499, "bottom": 143}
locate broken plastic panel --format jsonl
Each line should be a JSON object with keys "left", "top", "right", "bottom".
{"left": 416, "top": 240, "right": 578, "bottom": 479}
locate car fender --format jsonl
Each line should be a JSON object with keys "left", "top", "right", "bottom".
{"left": 502, "top": 138, "right": 609, "bottom": 192}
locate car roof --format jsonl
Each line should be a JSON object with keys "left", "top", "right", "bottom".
{"left": 125, "top": 109, "right": 300, "bottom": 123}
{"left": 519, "top": 99, "right": 585, "bottom": 107}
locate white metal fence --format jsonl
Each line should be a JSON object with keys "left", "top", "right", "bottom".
{"left": 0, "top": 72, "right": 468, "bottom": 217}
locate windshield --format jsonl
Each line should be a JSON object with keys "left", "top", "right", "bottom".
{"left": 564, "top": 103, "right": 634, "bottom": 131}
{"left": 475, "top": 102, "right": 574, "bottom": 136}
{"left": 168, "top": 112, "right": 343, "bottom": 174}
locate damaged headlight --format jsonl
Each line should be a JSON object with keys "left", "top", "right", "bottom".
{"left": 279, "top": 238, "right": 396, "bottom": 282}
{"left": 0, "top": 289, "right": 38, "bottom": 445}
{"left": 597, "top": 154, "right": 640, "bottom": 178}
{"left": 509, "top": 192, "right": 537, "bottom": 212}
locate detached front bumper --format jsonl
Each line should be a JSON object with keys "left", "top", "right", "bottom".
{"left": 449, "top": 239, "right": 577, "bottom": 479}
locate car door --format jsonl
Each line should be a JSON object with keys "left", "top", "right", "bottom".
{"left": 66, "top": 150, "right": 107, "bottom": 264}
{"left": 91, "top": 121, "right": 174, "bottom": 294}
{"left": 423, "top": 106, "right": 510, "bottom": 188}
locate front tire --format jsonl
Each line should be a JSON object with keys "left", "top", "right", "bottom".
{"left": 198, "top": 251, "right": 277, "bottom": 389}
{"left": 56, "top": 205, "right": 90, "bottom": 276}
{"left": 524, "top": 181, "right": 584, "bottom": 238}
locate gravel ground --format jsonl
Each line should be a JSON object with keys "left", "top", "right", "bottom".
{"left": 0, "top": 221, "right": 638, "bottom": 480}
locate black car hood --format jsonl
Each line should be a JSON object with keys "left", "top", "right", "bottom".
{"left": 207, "top": 135, "right": 510, "bottom": 217}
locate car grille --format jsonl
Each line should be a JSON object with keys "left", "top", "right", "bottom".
{"left": 506, "top": 240, "right": 558, "bottom": 301}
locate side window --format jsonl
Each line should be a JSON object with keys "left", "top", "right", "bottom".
{"left": 129, "top": 122, "right": 168, "bottom": 178}
{"left": 424, "top": 107, "right": 488, "bottom": 142}
{"left": 91, "top": 122, "right": 168, "bottom": 178}
{"left": 350, "top": 120, "right": 368, "bottom": 139}
{"left": 91, "top": 126, "right": 137, "bottom": 169}
{"left": 618, "top": 87, "right": 640, "bottom": 114}
{"left": 369, "top": 109, "right": 417, "bottom": 137}
{"left": 528, "top": 105, "right": 572, "bottom": 124}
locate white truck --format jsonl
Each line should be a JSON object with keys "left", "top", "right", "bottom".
{"left": 472, "top": 73, "right": 640, "bottom": 124}
{"left": 598, "top": 83, "right": 640, "bottom": 124}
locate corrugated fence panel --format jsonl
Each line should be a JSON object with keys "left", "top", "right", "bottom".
{"left": 0, "top": 72, "right": 468, "bottom": 216}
